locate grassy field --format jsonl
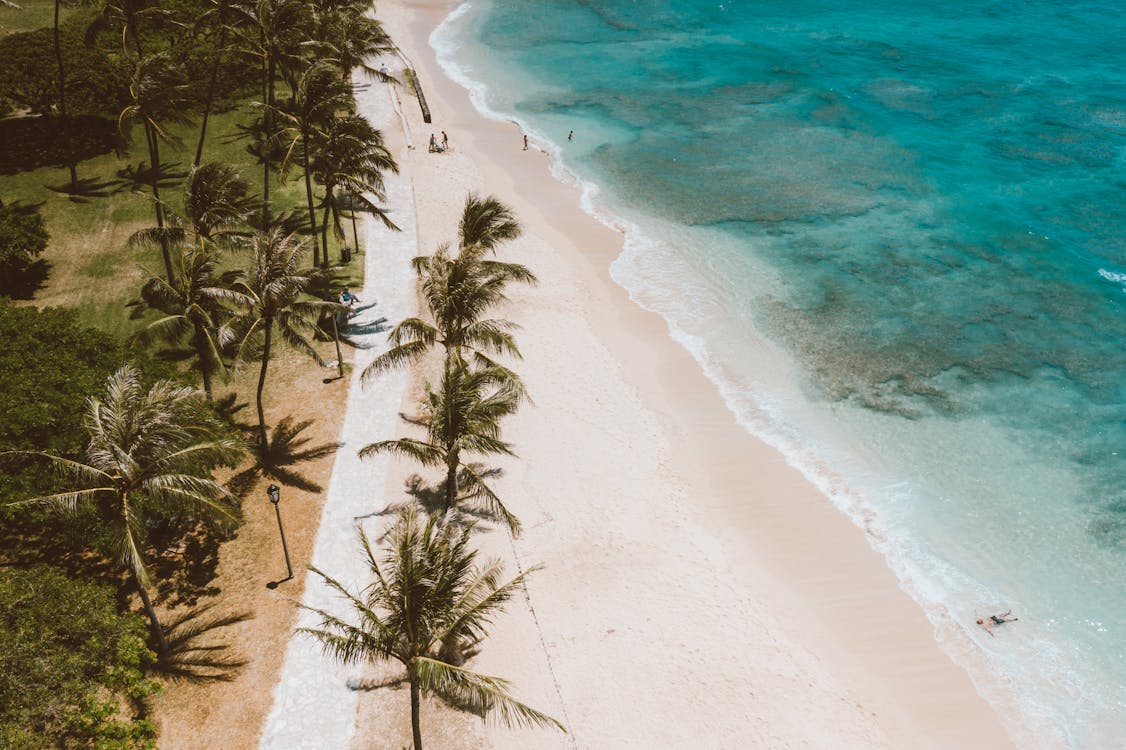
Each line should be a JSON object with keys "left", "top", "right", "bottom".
{"left": 0, "top": 0, "right": 75, "bottom": 36}
{"left": 1, "top": 100, "right": 363, "bottom": 337}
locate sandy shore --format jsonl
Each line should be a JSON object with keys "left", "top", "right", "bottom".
{"left": 319, "top": 1, "right": 1022, "bottom": 747}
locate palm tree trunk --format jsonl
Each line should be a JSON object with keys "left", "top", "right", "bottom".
{"left": 135, "top": 574, "right": 170, "bottom": 655}
{"left": 444, "top": 453, "right": 458, "bottom": 512}
{"left": 195, "top": 331, "right": 214, "bottom": 401}
{"left": 256, "top": 319, "right": 273, "bottom": 449}
{"left": 193, "top": 16, "right": 229, "bottom": 169}
{"left": 53, "top": 0, "right": 78, "bottom": 192}
{"left": 331, "top": 312, "right": 344, "bottom": 379}
{"left": 321, "top": 203, "right": 332, "bottom": 267}
{"left": 349, "top": 193, "right": 360, "bottom": 256}
{"left": 409, "top": 671, "right": 424, "bottom": 750}
{"left": 145, "top": 122, "right": 176, "bottom": 285}
{"left": 301, "top": 134, "right": 320, "bottom": 267}
{"left": 260, "top": 38, "right": 272, "bottom": 224}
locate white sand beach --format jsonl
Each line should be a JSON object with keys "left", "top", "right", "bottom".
{"left": 261, "top": 1, "right": 1021, "bottom": 748}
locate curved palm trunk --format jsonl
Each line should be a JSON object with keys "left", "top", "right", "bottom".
{"left": 193, "top": 14, "right": 229, "bottom": 168}
{"left": 54, "top": 0, "right": 78, "bottom": 191}
{"left": 135, "top": 571, "right": 170, "bottom": 655}
{"left": 256, "top": 318, "right": 274, "bottom": 449}
{"left": 409, "top": 671, "right": 424, "bottom": 750}
{"left": 145, "top": 122, "right": 176, "bottom": 285}
{"left": 301, "top": 134, "right": 320, "bottom": 267}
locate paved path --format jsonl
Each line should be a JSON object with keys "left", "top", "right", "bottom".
{"left": 259, "top": 80, "right": 417, "bottom": 750}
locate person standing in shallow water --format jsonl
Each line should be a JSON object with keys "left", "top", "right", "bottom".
{"left": 568, "top": 130, "right": 573, "bottom": 141}
{"left": 523, "top": 134, "right": 528, "bottom": 150}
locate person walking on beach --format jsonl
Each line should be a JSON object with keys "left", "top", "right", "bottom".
{"left": 442, "top": 130, "right": 449, "bottom": 150}
{"left": 429, "top": 133, "right": 437, "bottom": 153}
{"left": 976, "top": 610, "right": 1018, "bottom": 636}
{"left": 523, "top": 134, "right": 528, "bottom": 151}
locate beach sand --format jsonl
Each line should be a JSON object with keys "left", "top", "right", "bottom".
{"left": 333, "top": 1, "right": 1022, "bottom": 747}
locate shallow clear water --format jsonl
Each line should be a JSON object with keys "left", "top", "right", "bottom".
{"left": 433, "top": 1, "right": 1126, "bottom": 745}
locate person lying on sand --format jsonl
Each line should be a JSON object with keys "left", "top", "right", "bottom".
{"left": 976, "top": 610, "right": 1018, "bottom": 636}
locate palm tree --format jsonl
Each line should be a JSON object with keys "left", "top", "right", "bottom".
{"left": 229, "top": 0, "right": 313, "bottom": 222}
{"left": 310, "top": 113, "right": 398, "bottom": 265}
{"left": 268, "top": 61, "right": 352, "bottom": 267}
{"left": 314, "top": 9, "right": 394, "bottom": 86}
{"left": 118, "top": 52, "right": 194, "bottom": 284}
{"left": 362, "top": 242, "right": 536, "bottom": 379}
{"left": 225, "top": 228, "right": 335, "bottom": 449}
{"left": 300, "top": 508, "right": 563, "bottom": 750}
{"left": 130, "top": 245, "right": 242, "bottom": 400}
{"left": 183, "top": 161, "right": 257, "bottom": 248}
{"left": 2, "top": 365, "right": 243, "bottom": 655}
{"left": 360, "top": 358, "right": 523, "bottom": 534}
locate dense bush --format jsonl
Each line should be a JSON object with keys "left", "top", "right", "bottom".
{"left": 0, "top": 201, "right": 48, "bottom": 287}
{"left": 0, "top": 15, "right": 127, "bottom": 119}
{"left": 0, "top": 566, "right": 160, "bottom": 749}
{"left": 0, "top": 115, "right": 120, "bottom": 175}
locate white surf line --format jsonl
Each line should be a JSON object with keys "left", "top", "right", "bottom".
{"left": 258, "top": 79, "right": 417, "bottom": 750}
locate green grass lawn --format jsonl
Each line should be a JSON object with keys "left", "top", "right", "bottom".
{"left": 0, "top": 98, "right": 364, "bottom": 338}
{"left": 0, "top": 0, "right": 74, "bottom": 36}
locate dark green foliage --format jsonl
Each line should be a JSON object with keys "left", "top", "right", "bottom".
{"left": 0, "top": 303, "right": 122, "bottom": 504}
{"left": 0, "top": 201, "right": 49, "bottom": 291}
{"left": 0, "top": 15, "right": 127, "bottom": 119}
{"left": 0, "top": 116, "right": 120, "bottom": 175}
{"left": 0, "top": 566, "right": 161, "bottom": 749}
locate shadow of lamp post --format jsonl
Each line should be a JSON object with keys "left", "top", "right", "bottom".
{"left": 266, "top": 483, "right": 294, "bottom": 589}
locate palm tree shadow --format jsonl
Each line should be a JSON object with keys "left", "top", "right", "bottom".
{"left": 152, "top": 603, "right": 253, "bottom": 683}
{"left": 0, "top": 259, "right": 50, "bottom": 299}
{"left": 113, "top": 161, "right": 189, "bottom": 192}
{"left": 229, "top": 417, "right": 341, "bottom": 496}
{"left": 45, "top": 176, "right": 122, "bottom": 202}
{"left": 340, "top": 315, "right": 388, "bottom": 345}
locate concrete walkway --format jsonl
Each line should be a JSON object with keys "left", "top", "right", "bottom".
{"left": 259, "top": 80, "right": 417, "bottom": 750}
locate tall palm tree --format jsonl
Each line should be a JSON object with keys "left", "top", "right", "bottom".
{"left": 225, "top": 228, "right": 335, "bottom": 449}
{"left": 2, "top": 365, "right": 243, "bottom": 655}
{"left": 118, "top": 52, "right": 194, "bottom": 284}
{"left": 230, "top": 0, "right": 312, "bottom": 223}
{"left": 191, "top": 0, "right": 241, "bottom": 168}
{"left": 268, "top": 61, "right": 353, "bottom": 267}
{"left": 360, "top": 358, "right": 523, "bottom": 534}
{"left": 300, "top": 508, "right": 563, "bottom": 750}
{"left": 130, "top": 245, "right": 242, "bottom": 400}
{"left": 310, "top": 113, "right": 398, "bottom": 265}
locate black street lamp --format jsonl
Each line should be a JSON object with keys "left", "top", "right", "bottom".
{"left": 266, "top": 483, "right": 293, "bottom": 588}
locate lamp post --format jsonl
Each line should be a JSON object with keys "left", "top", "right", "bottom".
{"left": 267, "top": 483, "right": 293, "bottom": 584}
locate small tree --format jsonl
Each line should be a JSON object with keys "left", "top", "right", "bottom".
{"left": 301, "top": 508, "right": 563, "bottom": 750}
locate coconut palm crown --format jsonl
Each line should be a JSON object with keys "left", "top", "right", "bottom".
{"left": 362, "top": 195, "right": 535, "bottom": 380}
{"left": 2, "top": 365, "right": 244, "bottom": 655}
{"left": 360, "top": 358, "right": 523, "bottom": 534}
{"left": 300, "top": 508, "right": 563, "bottom": 750}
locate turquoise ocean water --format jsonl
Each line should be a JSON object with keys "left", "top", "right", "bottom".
{"left": 431, "top": 1, "right": 1126, "bottom": 745}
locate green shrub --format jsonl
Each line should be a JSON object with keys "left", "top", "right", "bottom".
{"left": 0, "top": 566, "right": 161, "bottom": 749}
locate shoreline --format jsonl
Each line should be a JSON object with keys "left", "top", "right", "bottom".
{"left": 344, "top": 1, "right": 1022, "bottom": 747}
